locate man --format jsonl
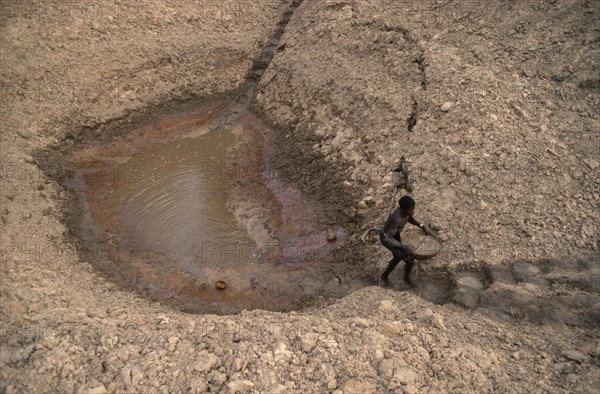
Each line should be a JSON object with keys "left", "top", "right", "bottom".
{"left": 380, "top": 195, "right": 432, "bottom": 287}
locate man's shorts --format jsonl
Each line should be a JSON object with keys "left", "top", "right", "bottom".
{"left": 380, "top": 229, "right": 408, "bottom": 258}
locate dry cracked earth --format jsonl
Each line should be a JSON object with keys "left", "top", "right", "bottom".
{"left": 1, "top": 0, "right": 599, "bottom": 393}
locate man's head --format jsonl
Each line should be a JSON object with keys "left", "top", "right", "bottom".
{"left": 398, "top": 195, "right": 415, "bottom": 216}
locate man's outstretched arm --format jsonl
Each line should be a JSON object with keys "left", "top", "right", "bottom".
{"left": 409, "top": 217, "right": 433, "bottom": 235}
{"left": 408, "top": 217, "right": 422, "bottom": 227}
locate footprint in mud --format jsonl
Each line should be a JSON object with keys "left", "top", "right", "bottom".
{"left": 385, "top": 253, "right": 599, "bottom": 328}
{"left": 413, "top": 272, "right": 456, "bottom": 304}
{"left": 380, "top": 267, "right": 455, "bottom": 304}
{"left": 481, "top": 255, "right": 600, "bottom": 326}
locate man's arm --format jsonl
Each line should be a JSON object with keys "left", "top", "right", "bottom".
{"left": 384, "top": 217, "right": 415, "bottom": 256}
{"left": 408, "top": 217, "right": 421, "bottom": 227}
{"left": 409, "top": 217, "right": 433, "bottom": 235}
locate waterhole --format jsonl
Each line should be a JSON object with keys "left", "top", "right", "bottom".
{"left": 59, "top": 102, "right": 359, "bottom": 314}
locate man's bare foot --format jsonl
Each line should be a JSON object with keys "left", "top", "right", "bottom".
{"left": 380, "top": 275, "right": 394, "bottom": 287}
{"left": 403, "top": 276, "right": 416, "bottom": 288}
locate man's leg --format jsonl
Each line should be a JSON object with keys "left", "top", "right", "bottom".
{"left": 403, "top": 258, "right": 415, "bottom": 287}
{"left": 381, "top": 255, "right": 401, "bottom": 286}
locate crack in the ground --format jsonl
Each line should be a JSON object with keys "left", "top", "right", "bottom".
{"left": 407, "top": 99, "right": 418, "bottom": 132}
{"left": 393, "top": 156, "right": 412, "bottom": 192}
{"left": 240, "top": 0, "right": 303, "bottom": 104}
{"left": 214, "top": 0, "right": 303, "bottom": 129}
{"left": 356, "top": 21, "right": 427, "bottom": 135}
{"left": 415, "top": 51, "right": 427, "bottom": 90}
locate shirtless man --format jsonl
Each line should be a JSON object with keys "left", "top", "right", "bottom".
{"left": 380, "top": 195, "right": 432, "bottom": 287}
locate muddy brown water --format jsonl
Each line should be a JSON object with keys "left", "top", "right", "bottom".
{"left": 61, "top": 102, "right": 363, "bottom": 314}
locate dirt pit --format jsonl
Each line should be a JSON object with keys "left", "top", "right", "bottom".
{"left": 36, "top": 100, "right": 375, "bottom": 314}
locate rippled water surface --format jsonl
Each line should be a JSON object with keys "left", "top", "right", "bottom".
{"left": 107, "top": 130, "right": 256, "bottom": 266}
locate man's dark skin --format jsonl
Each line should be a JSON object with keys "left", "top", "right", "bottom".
{"left": 380, "top": 196, "right": 432, "bottom": 287}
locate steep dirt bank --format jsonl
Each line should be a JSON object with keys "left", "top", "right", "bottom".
{"left": 1, "top": 0, "right": 599, "bottom": 393}
{"left": 257, "top": 0, "right": 599, "bottom": 274}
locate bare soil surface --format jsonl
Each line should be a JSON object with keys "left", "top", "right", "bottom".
{"left": 1, "top": 0, "right": 599, "bottom": 393}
